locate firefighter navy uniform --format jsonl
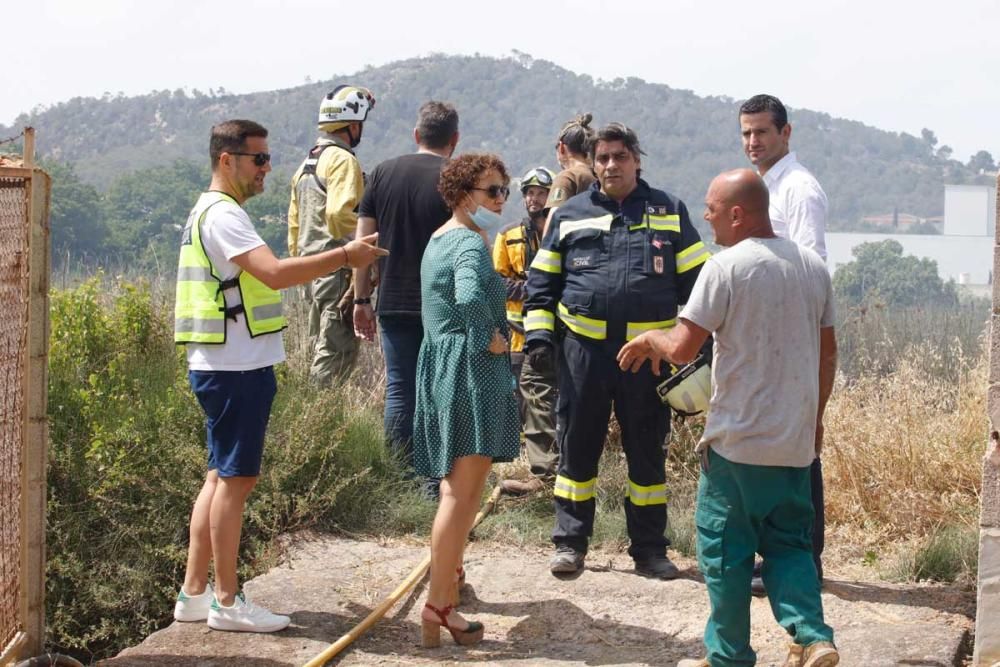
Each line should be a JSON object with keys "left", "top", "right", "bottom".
{"left": 523, "top": 178, "right": 710, "bottom": 560}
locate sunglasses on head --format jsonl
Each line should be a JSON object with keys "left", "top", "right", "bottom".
{"left": 471, "top": 185, "right": 510, "bottom": 200}
{"left": 230, "top": 151, "right": 271, "bottom": 167}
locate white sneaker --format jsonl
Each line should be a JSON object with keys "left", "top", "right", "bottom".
{"left": 173, "top": 583, "right": 214, "bottom": 622}
{"left": 207, "top": 591, "right": 290, "bottom": 633}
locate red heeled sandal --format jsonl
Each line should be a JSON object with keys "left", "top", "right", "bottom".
{"left": 421, "top": 602, "right": 484, "bottom": 647}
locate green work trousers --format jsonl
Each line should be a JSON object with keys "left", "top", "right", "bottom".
{"left": 518, "top": 348, "right": 558, "bottom": 479}
{"left": 307, "top": 268, "right": 358, "bottom": 387}
{"left": 696, "top": 447, "right": 833, "bottom": 666}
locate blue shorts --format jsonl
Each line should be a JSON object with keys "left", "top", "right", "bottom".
{"left": 188, "top": 367, "right": 277, "bottom": 477}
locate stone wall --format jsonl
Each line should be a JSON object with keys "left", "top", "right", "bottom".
{"left": 974, "top": 173, "right": 1000, "bottom": 665}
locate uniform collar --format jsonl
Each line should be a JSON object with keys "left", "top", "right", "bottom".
{"left": 761, "top": 151, "right": 797, "bottom": 186}
{"left": 316, "top": 133, "right": 355, "bottom": 154}
{"left": 591, "top": 177, "right": 652, "bottom": 207}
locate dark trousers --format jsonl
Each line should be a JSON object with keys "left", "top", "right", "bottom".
{"left": 552, "top": 334, "right": 670, "bottom": 561}
{"left": 510, "top": 351, "right": 525, "bottom": 418}
{"left": 378, "top": 314, "right": 423, "bottom": 466}
{"left": 520, "top": 347, "right": 559, "bottom": 479}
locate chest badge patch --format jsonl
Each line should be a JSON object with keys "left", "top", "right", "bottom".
{"left": 572, "top": 255, "right": 592, "bottom": 268}
{"left": 653, "top": 256, "right": 664, "bottom": 274}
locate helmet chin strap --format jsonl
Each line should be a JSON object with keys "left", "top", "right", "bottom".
{"left": 347, "top": 124, "right": 362, "bottom": 148}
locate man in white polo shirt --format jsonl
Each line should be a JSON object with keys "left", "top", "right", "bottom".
{"left": 172, "top": 119, "right": 386, "bottom": 633}
{"left": 739, "top": 94, "right": 829, "bottom": 597}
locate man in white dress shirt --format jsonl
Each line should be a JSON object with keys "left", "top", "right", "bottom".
{"left": 739, "top": 93, "right": 829, "bottom": 597}
{"left": 739, "top": 94, "right": 828, "bottom": 259}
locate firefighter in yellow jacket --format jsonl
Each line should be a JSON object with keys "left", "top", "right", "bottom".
{"left": 288, "top": 85, "right": 375, "bottom": 386}
{"left": 493, "top": 167, "right": 559, "bottom": 495}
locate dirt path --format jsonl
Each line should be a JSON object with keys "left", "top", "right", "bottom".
{"left": 104, "top": 532, "right": 973, "bottom": 667}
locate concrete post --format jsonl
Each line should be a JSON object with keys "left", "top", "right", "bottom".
{"left": 974, "top": 174, "right": 1000, "bottom": 665}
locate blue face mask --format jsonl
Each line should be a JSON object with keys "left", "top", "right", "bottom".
{"left": 466, "top": 203, "right": 505, "bottom": 235}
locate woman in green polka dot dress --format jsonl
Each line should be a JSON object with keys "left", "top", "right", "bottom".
{"left": 413, "top": 153, "right": 520, "bottom": 647}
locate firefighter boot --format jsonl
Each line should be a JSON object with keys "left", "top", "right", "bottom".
{"left": 634, "top": 554, "right": 680, "bottom": 580}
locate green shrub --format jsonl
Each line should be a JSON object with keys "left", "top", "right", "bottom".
{"left": 45, "top": 276, "right": 421, "bottom": 661}
{"left": 911, "top": 524, "right": 979, "bottom": 583}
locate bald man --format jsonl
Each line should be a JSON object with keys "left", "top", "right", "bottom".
{"left": 618, "top": 170, "right": 839, "bottom": 667}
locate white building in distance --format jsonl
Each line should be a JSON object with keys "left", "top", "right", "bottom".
{"left": 828, "top": 183, "right": 996, "bottom": 285}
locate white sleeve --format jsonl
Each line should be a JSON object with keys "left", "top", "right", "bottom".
{"left": 201, "top": 205, "right": 266, "bottom": 262}
{"left": 819, "top": 264, "right": 835, "bottom": 328}
{"left": 785, "top": 180, "right": 828, "bottom": 261}
{"left": 679, "top": 257, "right": 728, "bottom": 333}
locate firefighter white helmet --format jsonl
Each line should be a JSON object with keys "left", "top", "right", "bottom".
{"left": 318, "top": 85, "right": 376, "bottom": 131}
{"left": 656, "top": 353, "right": 712, "bottom": 416}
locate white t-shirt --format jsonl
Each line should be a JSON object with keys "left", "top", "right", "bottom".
{"left": 763, "top": 152, "right": 828, "bottom": 260}
{"left": 680, "top": 237, "right": 834, "bottom": 468}
{"left": 185, "top": 192, "right": 286, "bottom": 371}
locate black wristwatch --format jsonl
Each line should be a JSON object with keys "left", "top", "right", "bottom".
{"left": 353, "top": 297, "right": 372, "bottom": 305}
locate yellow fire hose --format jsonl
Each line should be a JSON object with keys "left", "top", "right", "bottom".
{"left": 301, "top": 484, "right": 504, "bottom": 667}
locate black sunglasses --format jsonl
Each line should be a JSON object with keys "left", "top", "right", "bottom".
{"left": 471, "top": 185, "right": 510, "bottom": 200}
{"left": 229, "top": 151, "right": 271, "bottom": 167}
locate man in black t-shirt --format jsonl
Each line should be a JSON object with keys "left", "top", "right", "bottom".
{"left": 354, "top": 101, "right": 459, "bottom": 483}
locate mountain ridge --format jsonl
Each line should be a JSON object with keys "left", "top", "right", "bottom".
{"left": 2, "top": 53, "right": 991, "bottom": 226}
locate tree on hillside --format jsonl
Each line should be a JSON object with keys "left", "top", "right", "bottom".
{"left": 103, "top": 160, "right": 207, "bottom": 271}
{"left": 244, "top": 171, "right": 292, "bottom": 256}
{"left": 968, "top": 150, "right": 996, "bottom": 173}
{"left": 43, "top": 160, "right": 109, "bottom": 263}
{"left": 921, "top": 128, "right": 938, "bottom": 150}
{"left": 833, "top": 239, "right": 957, "bottom": 307}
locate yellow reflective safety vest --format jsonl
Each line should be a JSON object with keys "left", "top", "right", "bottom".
{"left": 174, "top": 192, "right": 286, "bottom": 344}
{"left": 491, "top": 218, "right": 541, "bottom": 353}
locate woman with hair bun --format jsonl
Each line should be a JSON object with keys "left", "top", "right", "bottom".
{"left": 413, "top": 152, "right": 520, "bottom": 648}
{"left": 543, "top": 113, "right": 598, "bottom": 233}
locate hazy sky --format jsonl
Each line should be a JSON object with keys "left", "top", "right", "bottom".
{"left": 4, "top": 0, "right": 998, "bottom": 163}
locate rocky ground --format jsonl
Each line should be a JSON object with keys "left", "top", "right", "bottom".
{"left": 104, "top": 532, "right": 974, "bottom": 667}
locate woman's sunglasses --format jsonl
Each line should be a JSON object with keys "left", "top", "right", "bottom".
{"left": 470, "top": 185, "right": 510, "bottom": 200}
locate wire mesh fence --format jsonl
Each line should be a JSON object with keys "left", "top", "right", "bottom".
{"left": 0, "top": 172, "right": 30, "bottom": 654}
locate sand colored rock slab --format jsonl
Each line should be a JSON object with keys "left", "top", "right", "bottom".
{"left": 103, "top": 535, "right": 971, "bottom": 667}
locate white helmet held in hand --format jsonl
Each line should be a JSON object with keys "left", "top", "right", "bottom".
{"left": 656, "top": 353, "right": 712, "bottom": 416}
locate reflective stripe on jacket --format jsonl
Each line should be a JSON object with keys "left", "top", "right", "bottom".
{"left": 524, "top": 179, "right": 710, "bottom": 348}
{"left": 174, "top": 192, "right": 286, "bottom": 344}
{"left": 492, "top": 218, "right": 540, "bottom": 352}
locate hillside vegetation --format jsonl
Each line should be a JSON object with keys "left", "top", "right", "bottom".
{"left": 4, "top": 54, "right": 996, "bottom": 265}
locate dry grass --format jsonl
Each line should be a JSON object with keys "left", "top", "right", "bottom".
{"left": 823, "top": 342, "right": 986, "bottom": 541}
